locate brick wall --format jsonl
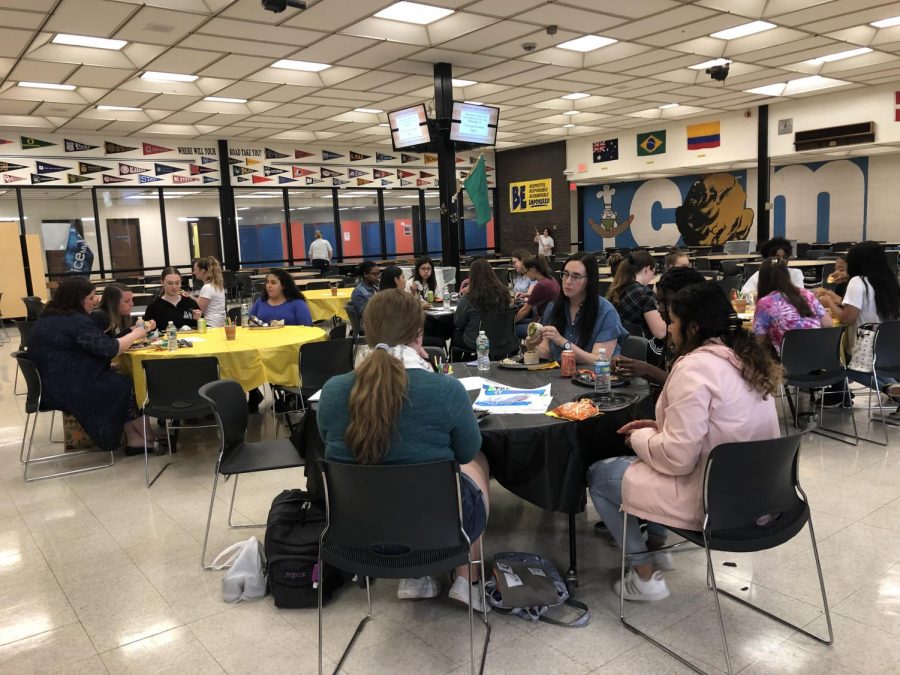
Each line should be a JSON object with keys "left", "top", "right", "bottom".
{"left": 495, "top": 140, "right": 570, "bottom": 257}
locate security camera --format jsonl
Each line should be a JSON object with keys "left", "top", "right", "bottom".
{"left": 522, "top": 42, "right": 537, "bottom": 53}
{"left": 706, "top": 64, "right": 729, "bottom": 82}
{"left": 261, "top": 0, "right": 306, "bottom": 13}
{"left": 546, "top": 25, "right": 558, "bottom": 36}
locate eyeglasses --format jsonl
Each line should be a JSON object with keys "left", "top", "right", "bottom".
{"left": 560, "top": 271, "right": 587, "bottom": 282}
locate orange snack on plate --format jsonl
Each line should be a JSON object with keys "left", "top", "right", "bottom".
{"left": 551, "top": 400, "right": 600, "bottom": 421}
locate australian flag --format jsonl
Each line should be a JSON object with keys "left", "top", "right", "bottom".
{"left": 64, "top": 224, "right": 94, "bottom": 275}
{"left": 592, "top": 138, "right": 619, "bottom": 163}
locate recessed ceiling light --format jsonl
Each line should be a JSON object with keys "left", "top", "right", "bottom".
{"left": 204, "top": 96, "right": 248, "bottom": 103}
{"left": 806, "top": 47, "right": 872, "bottom": 64}
{"left": 353, "top": 107, "right": 383, "bottom": 113}
{"left": 17, "top": 81, "right": 76, "bottom": 91}
{"left": 689, "top": 58, "right": 732, "bottom": 70}
{"left": 659, "top": 103, "right": 679, "bottom": 109}
{"left": 561, "top": 92, "right": 590, "bottom": 100}
{"left": 141, "top": 71, "right": 198, "bottom": 82}
{"left": 52, "top": 33, "right": 127, "bottom": 50}
{"left": 463, "top": 100, "right": 483, "bottom": 105}
{"left": 744, "top": 83, "right": 786, "bottom": 97}
{"left": 271, "top": 59, "right": 331, "bottom": 72}
{"left": 378, "top": 123, "right": 389, "bottom": 127}
{"left": 563, "top": 124, "right": 575, "bottom": 128}
{"left": 452, "top": 79, "right": 477, "bottom": 87}
{"left": 562, "top": 110, "right": 579, "bottom": 115}
{"left": 374, "top": 1, "right": 454, "bottom": 25}
{"left": 743, "top": 76, "right": 848, "bottom": 97}
{"left": 556, "top": 35, "right": 617, "bottom": 52}
{"left": 871, "top": 16, "right": 900, "bottom": 28}
{"left": 97, "top": 105, "right": 143, "bottom": 111}
{"left": 710, "top": 21, "right": 776, "bottom": 40}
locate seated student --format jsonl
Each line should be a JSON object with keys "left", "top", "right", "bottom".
{"left": 588, "top": 283, "right": 781, "bottom": 601}
{"left": 741, "top": 237, "right": 805, "bottom": 294}
{"left": 607, "top": 250, "right": 667, "bottom": 341}
{"left": 144, "top": 267, "right": 200, "bottom": 330}
{"left": 752, "top": 258, "right": 830, "bottom": 354}
{"left": 525, "top": 253, "right": 628, "bottom": 366}
{"left": 514, "top": 256, "right": 559, "bottom": 338}
{"left": 92, "top": 283, "right": 148, "bottom": 337}
{"left": 318, "top": 290, "right": 491, "bottom": 610}
{"left": 510, "top": 249, "right": 537, "bottom": 298}
{"left": 350, "top": 261, "right": 381, "bottom": 317}
{"left": 665, "top": 250, "right": 691, "bottom": 270}
{"left": 405, "top": 256, "right": 437, "bottom": 300}
{"left": 249, "top": 268, "right": 313, "bottom": 326}
{"left": 378, "top": 266, "right": 406, "bottom": 292}
{"left": 453, "top": 258, "right": 511, "bottom": 352}
{"left": 813, "top": 253, "right": 849, "bottom": 306}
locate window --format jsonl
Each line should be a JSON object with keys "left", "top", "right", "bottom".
{"left": 96, "top": 188, "right": 158, "bottom": 274}
{"left": 234, "top": 189, "right": 286, "bottom": 267}
{"left": 287, "top": 189, "right": 337, "bottom": 263}
{"left": 19, "top": 189, "right": 98, "bottom": 280}
{"left": 162, "top": 190, "right": 222, "bottom": 266}
{"left": 382, "top": 190, "right": 420, "bottom": 259}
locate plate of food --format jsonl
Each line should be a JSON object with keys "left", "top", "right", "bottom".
{"left": 498, "top": 355, "right": 556, "bottom": 370}
{"left": 571, "top": 391, "right": 642, "bottom": 412}
{"left": 571, "top": 368, "right": 629, "bottom": 388}
{"left": 247, "top": 319, "right": 286, "bottom": 329}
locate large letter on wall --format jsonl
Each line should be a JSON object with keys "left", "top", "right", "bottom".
{"left": 630, "top": 179, "right": 683, "bottom": 247}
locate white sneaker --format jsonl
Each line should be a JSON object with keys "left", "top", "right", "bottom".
{"left": 652, "top": 551, "right": 675, "bottom": 572}
{"left": 614, "top": 569, "right": 670, "bottom": 602}
{"left": 397, "top": 576, "right": 441, "bottom": 600}
{"left": 448, "top": 575, "right": 490, "bottom": 613}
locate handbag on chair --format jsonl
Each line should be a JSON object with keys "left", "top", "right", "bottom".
{"left": 847, "top": 323, "right": 878, "bottom": 372}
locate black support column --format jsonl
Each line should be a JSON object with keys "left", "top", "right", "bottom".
{"left": 433, "top": 62, "right": 460, "bottom": 270}
{"left": 756, "top": 104, "right": 770, "bottom": 246}
{"left": 218, "top": 139, "right": 239, "bottom": 271}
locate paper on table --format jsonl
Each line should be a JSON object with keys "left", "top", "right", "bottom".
{"left": 473, "top": 383, "right": 553, "bottom": 415}
{"left": 308, "top": 389, "right": 322, "bottom": 402}
{"left": 457, "top": 376, "right": 504, "bottom": 391}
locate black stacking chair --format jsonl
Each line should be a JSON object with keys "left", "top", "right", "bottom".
{"left": 272, "top": 338, "right": 355, "bottom": 425}
{"left": 13, "top": 320, "right": 35, "bottom": 396}
{"left": 305, "top": 280, "right": 331, "bottom": 291}
{"left": 227, "top": 307, "right": 242, "bottom": 325}
{"left": 327, "top": 322, "right": 347, "bottom": 340}
{"left": 865, "top": 320, "right": 900, "bottom": 446}
{"left": 22, "top": 296, "right": 44, "bottom": 321}
{"left": 620, "top": 431, "right": 832, "bottom": 674}
{"left": 621, "top": 335, "right": 649, "bottom": 362}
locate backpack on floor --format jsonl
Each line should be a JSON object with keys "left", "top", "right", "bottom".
{"left": 264, "top": 488, "right": 347, "bottom": 608}
{"left": 483, "top": 552, "right": 590, "bottom": 627}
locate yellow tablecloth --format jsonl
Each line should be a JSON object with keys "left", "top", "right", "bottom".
{"left": 119, "top": 325, "right": 327, "bottom": 402}
{"left": 304, "top": 288, "right": 352, "bottom": 322}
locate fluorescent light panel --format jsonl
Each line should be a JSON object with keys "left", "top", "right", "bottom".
{"left": 452, "top": 79, "right": 476, "bottom": 87}
{"left": 807, "top": 47, "right": 872, "bottom": 64}
{"left": 689, "top": 58, "right": 731, "bottom": 70}
{"left": 374, "top": 2, "right": 454, "bottom": 25}
{"left": 557, "top": 35, "right": 617, "bottom": 52}
{"left": 561, "top": 92, "right": 589, "bottom": 100}
{"left": 53, "top": 33, "right": 126, "bottom": 50}
{"left": 711, "top": 21, "right": 776, "bottom": 40}
{"left": 353, "top": 107, "right": 383, "bottom": 113}
{"left": 141, "top": 71, "right": 198, "bottom": 82}
{"left": 97, "top": 105, "right": 142, "bottom": 111}
{"left": 871, "top": 16, "right": 900, "bottom": 28}
{"left": 659, "top": 103, "right": 679, "bottom": 109}
{"left": 271, "top": 59, "right": 331, "bottom": 72}
{"left": 745, "top": 83, "right": 786, "bottom": 96}
{"left": 563, "top": 124, "right": 575, "bottom": 128}
{"left": 744, "top": 75, "right": 849, "bottom": 97}
{"left": 204, "top": 96, "right": 248, "bottom": 103}
{"left": 463, "top": 100, "right": 483, "bottom": 105}
{"left": 562, "top": 110, "right": 579, "bottom": 115}
{"left": 17, "top": 81, "right": 75, "bottom": 91}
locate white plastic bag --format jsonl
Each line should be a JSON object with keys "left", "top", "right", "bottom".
{"left": 212, "top": 536, "right": 267, "bottom": 602}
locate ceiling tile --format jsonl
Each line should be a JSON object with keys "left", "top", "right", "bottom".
{"left": 198, "top": 55, "right": 274, "bottom": 80}
{"left": 437, "top": 20, "right": 534, "bottom": 53}
{"left": 427, "top": 12, "right": 498, "bottom": 44}
{"left": 146, "top": 48, "right": 223, "bottom": 74}
{"left": 44, "top": 0, "right": 138, "bottom": 35}
{"left": 336, "top": 41, "right": 423, "bottom": 69}
{"left": 280, "top": 0, "right": 389, "bottom": 32}
{"left": 66, "top": 65, "right": 134, "bottom": 88}
{"left": 9, "top": 59, "right": 78, "bottom": 83}
{"left": 179, "top": 33, "right": 295, "bottom": 59}
{"left": 115, "top": 6, "right": 208, "bottom": 46}
{"left": 199, "top": 17, "right": 324, "bottom": 47}
{"left": 0, "top": 27, "right": 34, "bottom": 58}
{"left": 342, "top": 18, "right": 430, "bottom": 47}
{"left": 605, "top": 5, "right": 719, "bottom": 41}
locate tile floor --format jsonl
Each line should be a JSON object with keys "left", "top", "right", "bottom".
{"left": 2, "top": 333, "right": 900, "bottom": 674}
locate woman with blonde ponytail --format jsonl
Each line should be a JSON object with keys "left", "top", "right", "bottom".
{"left": 318, "top": 289, "right": 491, "bottom": 611}
{"left": 192, "top": 256, "right": 227, "bottom": 327}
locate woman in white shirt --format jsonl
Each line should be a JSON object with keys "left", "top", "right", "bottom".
{"left": 192, "top": 256, "right": 226, "bottom": 328}
{"left": 534, "top": 227, "right": 554, "bottom": 257}
{"left": 308, "top": 230, "right": 333, "bottom": 274}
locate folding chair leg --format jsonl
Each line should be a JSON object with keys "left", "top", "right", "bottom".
{"left": 703, "top": 533, "right": 735, "bottom": 674}
{"left": 201, "top": 468, "right": 220, "bottom": 569}
{"left": 322, "top": 568, "right": 372, "bottom": 675}
{"left": 22, "top": 411, "right": 114, "bottom": 482}
{"left": 144, "top": 417, "right": 173, "bottom": 488}
{"left": 49, "top": 410, "right": 64, "bottom": 444}
{"left": 226, "top": 474, "right": 266, "bottom": 528}
{"left": 809, "top": 380, "right": 859, "bottom": 446}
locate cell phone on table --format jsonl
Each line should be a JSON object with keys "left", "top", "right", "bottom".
{"left": 475, "top": 410, "right": 490, "bottom": 423}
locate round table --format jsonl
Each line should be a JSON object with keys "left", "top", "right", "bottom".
{"left": 304, "top": 288, "right": 352, "bottom": 322}
{"left": 119, "top": 325, "right": 327, "bottom": 402}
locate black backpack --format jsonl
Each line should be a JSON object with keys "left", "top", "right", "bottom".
{"left": 264, "top": 489, "right": 346, "bottom": 608}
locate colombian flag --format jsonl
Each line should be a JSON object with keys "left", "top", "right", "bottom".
{"left": 687, "top": 121, "right": 720, "bottom": 150}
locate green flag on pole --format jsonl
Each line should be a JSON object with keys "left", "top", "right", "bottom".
{"left": 463, "top": 155, "right": 491, "bottom": 226}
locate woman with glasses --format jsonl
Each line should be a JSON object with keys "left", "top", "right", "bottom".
{"left": 525, "top": 253, "right": 628, "bottom": 365}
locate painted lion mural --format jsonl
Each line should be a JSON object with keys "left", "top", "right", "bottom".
{"left": 675, "top": 173, "right": 754, "bottom": 246}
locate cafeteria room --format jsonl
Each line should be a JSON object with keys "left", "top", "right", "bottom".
{"left": 2, "top": 1, "right": 900, "bottom": 673}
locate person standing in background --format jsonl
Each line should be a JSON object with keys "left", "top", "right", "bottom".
{"left": 308, "top": 230, "right": 333, "bottom": 275}
{"left": 534, "top": 227, "right": 554, "bottom": 257}
{"left": 192, "top": 256, "right": 227, "bottom": 328}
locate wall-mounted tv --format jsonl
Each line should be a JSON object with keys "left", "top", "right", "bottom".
{"left": 449, "top": 101, "right": 500, "bottom": 146}
{"left": 388, "top": 103, "right": 431, "bottom": 151}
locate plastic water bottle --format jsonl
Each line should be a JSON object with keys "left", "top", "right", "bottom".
{"left": 442, "top": 286, "right": 450, "bottom": 305}
{"left": 166, "top": 321, "right": 178, "bottom": 351}
{"left": 594, "top": 348, "right": 611, "bottom": 393}
{"left": 134, "top": 317, "right": 144, "bottom": 331}
{"left": 476, "top": 331, "right": 490, "bottom": 372}
{"left": 240, "top": 303, "right": 249, "bottom": 327}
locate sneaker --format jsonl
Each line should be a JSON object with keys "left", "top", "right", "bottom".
{"left": 651, "top": 551, "right": 675, "bottom": 572}
{"left": 448, "top": 575, "right": 489, "bottom": 613}
{"left": 397, "top": 576, "right": 441, "bottom": 600}
{"left": 614, "top": 569, "right": 671, "bottom": 602}
{"left": 815, "top": 392, "right": 853, "bottom": 409}
{"left": 883, "top": 384, "right": 900, "bottom": 400}
{"left": 888, "top": 406, "right": 900, "bottom": 421}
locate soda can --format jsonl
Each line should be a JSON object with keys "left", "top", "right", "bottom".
{"left": 561, "top": 350, "right": 576, "bottom": 377}
{"left": 426, "top": 289, "right": 434, "bottom": 303}
{"left": 197, "top": 317, "right": 206, "bottom": 334}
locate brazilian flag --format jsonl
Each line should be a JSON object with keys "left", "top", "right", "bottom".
{"left": 637, "top": 130, "right": 666, "bottom": 156}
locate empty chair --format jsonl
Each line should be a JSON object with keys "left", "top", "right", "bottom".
{"left": 719, "top": 260, "right": 740, "bottom": 278}
{"left": 694, "top": 258, "right": 711, "bottom": 271}
{"left": 236, "top": 272, "right": 253, "bottom": 300}
{"left": 742, "top": 262, "right": 761, "bottom": 282}
{"left": 714, "top": 275, "right": 742, "bottom": 296}
{"left": 452, "top": 307, "right": 518, "bottom": 361}
{"left": 423, "top": 344, "right": 448, "bottom": 371}
{"left": 22, "top": 296, "right": 45, "bottom": 321}
{"left": 597, "top": 279, "right": 612, "bottom": 297}
{"left": 273, "top": 338, "right": 355, "bottom": 422}
{"left": 226, "top": 306, "right": 241, "bottom": 325}
{"left": 304, "top": 280, "right": 331, "bottom": 291}
{"left": 621, "top": 335, "right": 649, "bottom": 362}
{"left": 327, "top": 322, "right": 347, "bottom": 340}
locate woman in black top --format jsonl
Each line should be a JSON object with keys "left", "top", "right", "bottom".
{"left": 452, "top": 258, "right": 511, "bottom": 351}
{"left": 607, "top": 250, "right": 667, "bottom": 340}
{"left": 144, "top": 267, "right": 200, "bottom": 330}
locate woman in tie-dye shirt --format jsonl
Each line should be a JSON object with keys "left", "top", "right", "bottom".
{"left": 752, "top": 258, "right": 830, "bottom": 353}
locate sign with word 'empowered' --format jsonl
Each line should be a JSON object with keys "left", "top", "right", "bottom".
{"left": 510, "top": 178, "right": 552, "bottom": 213}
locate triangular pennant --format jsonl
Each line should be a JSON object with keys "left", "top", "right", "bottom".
{"left": 419, "top": 170, "right": 435, "bottom": 178}
{"left": 31, "top": 174, "right": 59, "bottom": 184}
{"left": 348, "top": 168, "right": 368, "bottom": 178}
{"left": 376, "top": 153, "right": 395, "bottom": 162}
{"left": 36, "top": 162, "right": 69, "bottom": 174}
{"left": 322, "top": 150, "right": 344, "bottom": 161}
{"left": 0, "top": 139, "right": 12, "bottom": 145}
{"left": 349, "top": 151, "right": 371, "bottom": 161}
{"left": 332, "top": 178, "right": 350, "bottom": 185}
{"left": 200, "top": 156, "right": 217, "bottom": 164}
{"left": 139, "top": 175, "right": 162, "bottom": 183}
{"left": 373, "top": 169, "right": 393, "bottom": 179}
{"left": 143, "top": 142, "right": 173, "bottom": 155}
{"left": 469, "top": 156, "right": 478, "bottom": 164}
{"left": 456, "top": 156, "right": 465, "bottom": 163}
{"left": 294, "top": 150, "right": 314, "bottom": 159}
{"left": 232, "top": 165, "right": 256, "bottom": 176}
{"left": 380, "top": 179, "right": 393, "bottom": 186}
{"left": 22, "top": 137, "right": 55, "bottom": 150}
{"left": 102, "top": 174, "right": 131, "bottom": 184}
{"left": 485, "top": 166, "right": 494, "bottom": 172}
{"left": 66, "top": 174, "right": 93, "bottom": 184}
{"left": 305, "top": 177, "right": 324, "bottom": 185}
{"left": 105, "top": 141, "right": 137, "bottom": 154}
{"left": 263, "top": 166, "right": 287, "bottom": 176}
{"left": 236, "top": 176, "right": 250, "bottom": 182}
{"left": 265, "top": 148, "right": 289, "bottom": 159}
{"left": 320, "top": 168, "right": 343, "bottom": 178}
{"left": 79, "top": 161, "right": 110, "bottom": 175}
{"left": 0, "top": 162, "right": 26, "bottom": 173}
{"left": 424, "top": 154, "right": 438, "bottom": 164}
{"left": 119, "top": 163, "right": 149, "bottom": 175}
{"left": 172, "top": 175, "right": 199, "bottom": 183}
{"left": 401, "top": 153, "right": 418, "bottom": 163}
{"left": 203, "top": 176, "right": 217, "bottom": 184}
{"left": 278, "top": 176, "right": 296, "bottom": 184}
{"left": 292, "top": 167, "right": 316, "bottom": 178}
{"left": 3, "top": 174, "right": 25, "bottom": 183}
{"left": 400, "top": 179, "right": 413, "bottom": 186}
{"left": 251, "top": 175, "right": 272, "bottom": 184}
{"left": 416, "top": 179, "right": 430, "bottom": 186}
{"left": 190, "top": 164, "right": 216, "bottom": 175}
{"left": 245, "top": 158, "right": 261, "bottom": 166}
{"left": 398, "top": 169, "right": 416, "bottom": 178}
{"left": 155, "top": 163, "right": 181, "bottom": 176}
{"left": 228, "top": 157, "right": 242, "bottom": 165}
{"left": 64, "top": 139, "right": 98, "bottom": 152}
{"left": 356, "top": 178, "right": 373, "bottom": 186}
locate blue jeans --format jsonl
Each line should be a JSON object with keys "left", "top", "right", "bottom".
{"left": 588, "top": 456, "right": 668, "bottom": 566}
{"left": 848, "top": 369, "right": 897, "bottom": 392}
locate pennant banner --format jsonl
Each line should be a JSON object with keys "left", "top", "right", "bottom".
{"left": 190, "top": 164, "right": 216, "bottom": 175}
{"left": 292, "top": 167, "right": 316, "bottom": 178}
{"left": 155, "top": 163, "right": 181, "bottom": 176}
{"left": 31, "top": 174, "right": 58, "bottom": 183}
{"left": 105, "top": 142, "right": 136, "bottom": 154}
{"left": 0, "top": 162, "right": 25, "bottom": 173}
{"left": 251, "top": 175, "right": 271, "bottom": 184}
{"left": 265, "top": 148, "right": 289, "bottom": 159}
{"left": 350, "top": 151, "right": 370, "bottom": 161}
{"left": 3, "top": 174, "right": 25, "bottom": 183}
{"left": 373, "top": 169, "right": 393, "bottom": 179}
{"left": 348, "top": 168, "right": 368, "bottom": 178}
{"left": 263, "top": 166, "right": 287, "bottom": 176}
{"left": 139, "top": 175, "right": 162, "bottom": 183}
{"left": 305, "top": 177, "right": 324, "bottom": 184}
{"left": 65, "top": 139, "right": 98, "bottom": 152}
{"left": 143, "top": 142, "right": 173, "bottom": 155}
{"left": 119, "top": 163, "right": 149, "bottom": 175}
{"left": 22, "top": 137, "right": 55, "bottom": 150}
{"left": 376, "top": 153, "right": 395, "bottom": 162}
{"left": 200, "top": 156, "right": 217, "bottom": 164}
{"left": 203, "top": 176, "right": 217, "bottom": 184}
{"left": 322, "top": 150, "right": 343, "bottom": 161}
{"left": 401, "top": 154, "right": 418, "bottom": 163}
{"left": 79, "top": 161, "right": 110, "bottom": 175}
{"left": 278, "top": 176, "right": 296, "bottom": 184}
{"left": 67, "top": 174, "right": 93, "bottom": 184}
{"left": 294, "top": 150, "right": 314, "bottom": 159}
{"left": 36, "top": 162, "right": 69, "bottom": 174}
{"left": 102, "top": 174, "right": 131, "bottom": 184}
{"left": 320, "top": 168, "right": 343, "bottom": 178}
{"left": 172, "top": 175, "right": 199, "bottom": 183}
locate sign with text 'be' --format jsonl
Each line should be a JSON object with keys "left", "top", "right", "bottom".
{"left": 509, "top": 178, "right": 552, "bottom": 213}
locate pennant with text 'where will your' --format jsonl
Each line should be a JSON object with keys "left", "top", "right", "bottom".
{"left": 637, "top": 130, "right": 666, "bottom": 156}
{"left": 592, "top": 138, "right": 618, "bottom": 163}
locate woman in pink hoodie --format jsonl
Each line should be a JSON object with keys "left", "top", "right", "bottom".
{"left": 588, "top": 282, "right": 781, "bottom": 601}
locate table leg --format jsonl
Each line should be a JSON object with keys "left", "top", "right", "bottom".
{"left": 566, "top": 512, "right": 579, "bottom": 588}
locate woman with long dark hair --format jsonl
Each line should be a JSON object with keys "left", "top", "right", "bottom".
{"left": 752, "top": 258, "right": 830, "bottom": 353}
{"left": 249, "top": 268, "right": 312, "bottom": 326}
{"left": 378, "top": 265, "right": 406, "bottom": 292}
{"left": 525, "top": 253, "right": 628, "bottom": 365}
{"left": 513, "top": 256, "right": 559, "bottom": 338}
{"left": 406, "top": 256, "right": 437, "bottom": 298}
{"left": 510, "top": 248, "right": 536, "bottom": 297}
{"left": 588, "top": 283, "right": 781, "bottom": 601}
{"left": 91, "top": 283, "right": 139, "bottom": 337}
{"left": 318, "top": 290, "right": 491, "bottom": 610}
{"left": 452, "top": 258, "right": 511, "bottom": 351}
{"left": 607, "top": 250, "right": 667, "bottom": 340}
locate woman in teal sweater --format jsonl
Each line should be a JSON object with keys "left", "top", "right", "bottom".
{"left": 318, "top": 289, "right": 491, "bottom": 611}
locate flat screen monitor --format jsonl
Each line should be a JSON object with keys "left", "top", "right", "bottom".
{"left": 449, "top": 102, "right": 499, "bottom": 146}
{"left": 388, "top": 104, "right": 431, "bottom": 150}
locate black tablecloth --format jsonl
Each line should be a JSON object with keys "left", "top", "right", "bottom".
{"left": 454, "top": 365, "right": 652, "bottom": 515}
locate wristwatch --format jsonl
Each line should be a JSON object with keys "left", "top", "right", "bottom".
{"left": 563, "top": 341, "right": 571, "bottom": 351}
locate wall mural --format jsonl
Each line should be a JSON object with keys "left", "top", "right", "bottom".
{"left": 675, "top": 173, "right": 754, "bottom": 246}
